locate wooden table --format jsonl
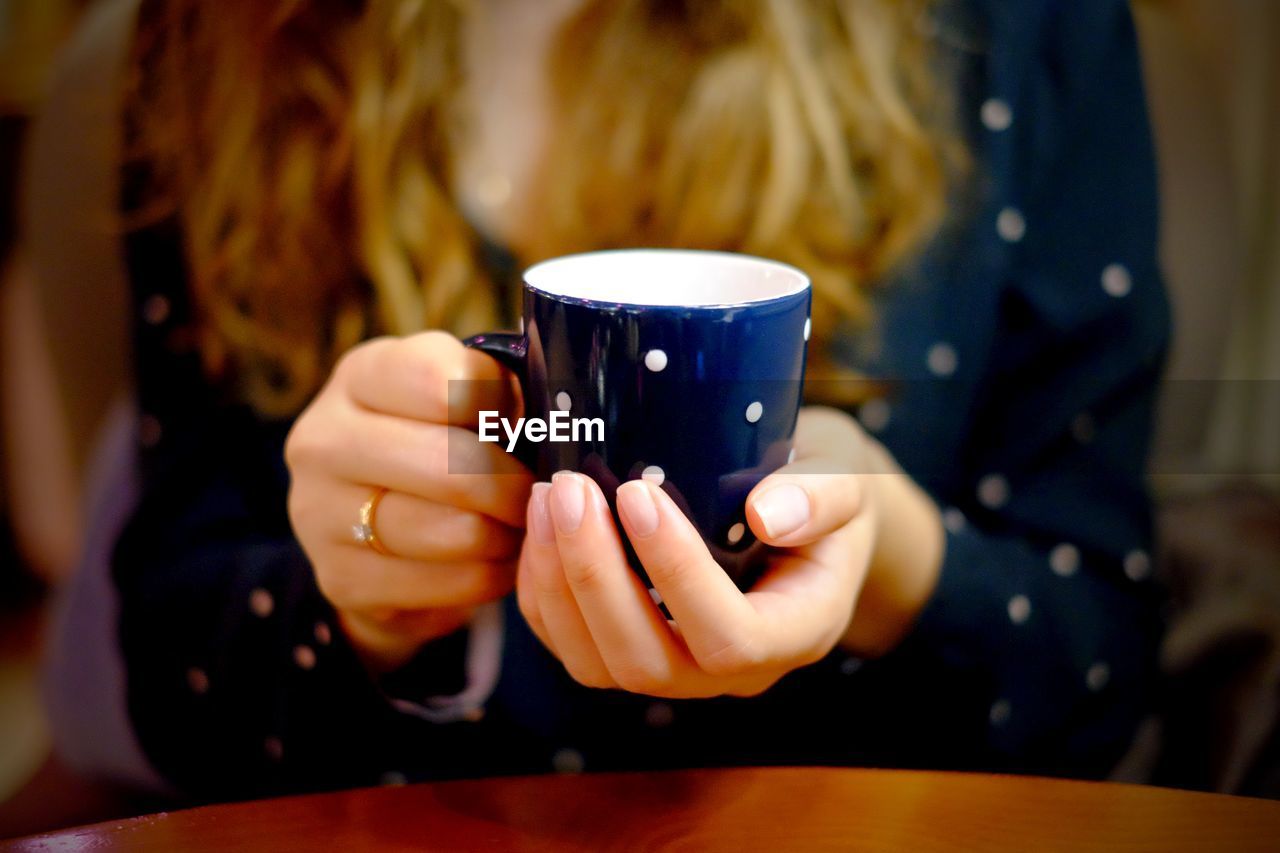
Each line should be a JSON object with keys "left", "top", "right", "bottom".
{"left": 5, "top": 767, "right": 1279, "bottom": 851}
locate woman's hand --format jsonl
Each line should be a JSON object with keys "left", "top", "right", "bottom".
{"left": 515, "top": 405, "right": 939, "bottom": 698}
{"left": 286, "top": 331, "right": 534, "bottom": 673}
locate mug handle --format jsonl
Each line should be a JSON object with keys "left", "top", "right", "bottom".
{"left": 462, "top": 331, "right": 535, "bottom": 468}
{"left": 462, "top": 331, "right": 528, "bottom": 380}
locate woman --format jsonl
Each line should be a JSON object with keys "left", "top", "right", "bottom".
{"left": 13, "top": 0, "right": 1168, "bottom": 800}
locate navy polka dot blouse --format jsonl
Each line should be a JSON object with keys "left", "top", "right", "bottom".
{"left": 111, "top": 0, "right": 1168, "bottom": 799}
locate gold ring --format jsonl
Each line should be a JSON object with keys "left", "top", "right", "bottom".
{"left": 353, "top": 487, "right": 393, "bottom": 556}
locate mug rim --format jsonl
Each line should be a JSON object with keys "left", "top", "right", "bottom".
{"left": 523, "top": 248, "right": 810, "bottom": 309}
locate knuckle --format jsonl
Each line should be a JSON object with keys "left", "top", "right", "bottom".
{"left": 643, "top": 553, "right": 701, "bottom": 594}
{"left": 608, "top": 661, "right": 666, "bottom": 695}
{"left": 565, "top": 665, "right": 613, "bottom": 691}
{"left": 696, "top": 635, "right": 766, "bottom": 677}
{"left": 312, "top": 563, "right": 358, "bottom": 610}
{"left": 284, "top": 417, "right": 323, "bottom": 470}
{"left": 562, "top": 556, "right": 611, "bottom": 591}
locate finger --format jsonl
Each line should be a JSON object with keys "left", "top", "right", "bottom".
{"left": 318, "top": 410, "right": 534, "bottom": 527}
{"left": 745, "top": 509, "right": 874, "bottom": 660}
{"left": 342, "top": 332, "right": 520, "bottom": 427}
{"left": 745, "top": 461, "right": 864, "bottom": 548}
{"left": 548, "top": 472, "right": 704, "bottom": 695}
{"left": 614, "top": 480, "right": 763, "bottom": 676}
{"left": 300, "top": 477, "right": 525, "bottom": 562}
{"left": 315, "top": 549, "right": 515, "bottom": 613}
{"left": 515, "top": 537, "right": 554, "bottom": 653}
{"left": 524, "top": 482, "right": 616, "bottom": 689}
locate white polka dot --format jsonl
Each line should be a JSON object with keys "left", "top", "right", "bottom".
{"left": 997, "top": 207, "right": 1026, "bottom": 243}
{"left": 551, "top": 747, "right": 585, "bottom": 774}
{"left": 139, "top": 414, "right": 163, "bottom": 448}
{"left": 1086, "top": 662, "right": 1111, "bottom": 692}
{"left": 264, "top": 736, "right": 284, "bottom": 762}
{"left": 840, "top": 656, "right": 863, "bottom": 676}
{"left": 249, "top": 588, "right": 274, "bottom": 618}
{"left": 977, "top": 474, "right": 1009, "bottom": 510}
{"left": 314, "top": 621, "right": 332, "bottom": 646}
{"left": 641, "top": 465, "right": 665, "bottom": 486}
{"left": 644, "top": 349, "right": 668, "bottom": 372}
{"left": 926, "top": 342, "right": 958, "bottom": 377}
{"left": 1101, "top": 263, "right": 1132, "bottom": 298}
{"left": 293, "top": 645, "right": 316, "bottom": 671}
{"left": 1124, "top": 550, "right": 1151, "bottom": 582}
{"left": 942, "top": 507, "right": 967, "bottom": 534}
{"left": 859, "top": 398, "right": 891, "bottom": 433}
{"left": 727, "top": 522, "right": 746, "bottom": 545}
{"left": 142, "top": 294, "right": 171, "bottom": 325}
{"left": 463, "top": 706, "right": 486, "bottom": 723}
{"left": 645, "top": 702, "right": 675, "bottom": 728}
{"left": 379, "top": 771, "right": 408, "bottom": 787}
{"left": 803, "top": 317, "right": 812, "bottom": 342}
{"left": 555, "top": 390, "right": 572, "bottom": 412}
{"left": 1049, "top": 543, "right": 1080, "bottom": 577}
{"left": 989, "top": 699, "right": 1012, "bottom": 726}
{"left": 1071, "top": 412, "right": 1097, "bottom": 444}
{"left": 745, "top": 401, "right": 763, "bottom": 423}
{"left": 186, "top": 667, "right": 210, "bottom": 695}
{"left": 648, "top": 587, "right": 664, "bottom": 606}
{"left": 981, "top": 97, "right": 1014, "bottom": 132}
{"left": 1007, "top": 594, "right": 1031, "bottom": 625}
{"left": 787, "top": 447, "right": 797, "bottom": 464}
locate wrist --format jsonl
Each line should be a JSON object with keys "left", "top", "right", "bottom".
{"left": 339, "top": 606, "right": 474, "bottom": 675}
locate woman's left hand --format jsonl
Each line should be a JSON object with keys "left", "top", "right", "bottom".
{"left": 515, "top": 406, "right": 882, "bottom": 698}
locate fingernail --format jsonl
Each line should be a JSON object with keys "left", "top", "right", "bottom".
{"left": 752, "top": 484, "right": 811, "bottom": 539}
{"left": 617, "top": 481, "right": 660, "bottom": 538}
{"left": 529, "top": 483, "right": 555, "bottom": 545}
{"left": 549, "top": 471, "right": 586, "bottom": 534}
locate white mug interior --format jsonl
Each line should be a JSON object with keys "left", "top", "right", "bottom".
{"left": 524, "top": 249, "right": 810, "bottom": 308}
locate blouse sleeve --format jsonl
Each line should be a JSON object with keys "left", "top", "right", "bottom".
{"left": 109, "top": 401, "right": 501, "bottom": 799}
{"left": 896, "top": 0, "right": 1170, "bottom": 775}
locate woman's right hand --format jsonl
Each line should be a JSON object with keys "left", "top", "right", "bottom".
{"left": 285, "top": 331, "right": 534, "bottom": 673}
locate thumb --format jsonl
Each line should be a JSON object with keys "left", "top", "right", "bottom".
{"left": 745, "top": 459, "right": 866, "bottom": 547}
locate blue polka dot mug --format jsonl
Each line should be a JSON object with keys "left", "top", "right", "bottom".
{"left": 464, "top": 249, "right": 811, "bottom": 589}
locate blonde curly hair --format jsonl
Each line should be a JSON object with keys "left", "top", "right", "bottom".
{"left": 126, "top": 0, "right": 955, "bottom": 416}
